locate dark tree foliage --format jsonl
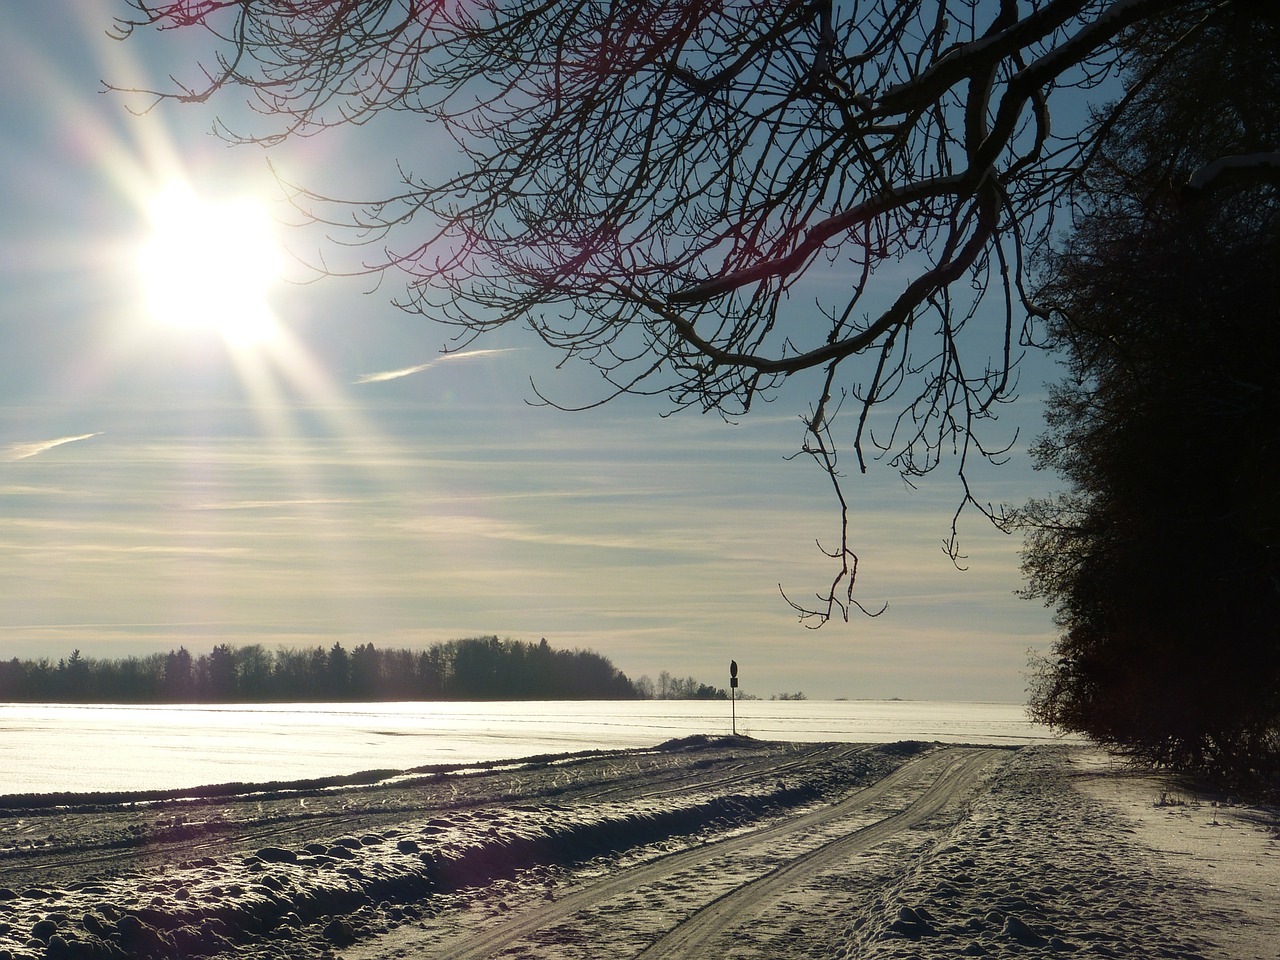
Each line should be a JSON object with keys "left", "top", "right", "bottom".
{"left": 1019, "top": 2, "right": 1280, "bottom": 789}
{"left": 109, "top": 0, "right": 1280, "bottom": 621}
{"left": 0, "top": 637, "right": 639, "bottom": 703}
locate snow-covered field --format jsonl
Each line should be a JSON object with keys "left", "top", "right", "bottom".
{"left": 0, "top": 738, "right": 1275, "bottom": 959}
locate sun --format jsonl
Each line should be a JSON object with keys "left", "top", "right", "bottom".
{"left": 137, "top": 184, "right": 284, "bottom": 345}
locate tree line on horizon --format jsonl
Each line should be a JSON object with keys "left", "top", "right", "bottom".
{"left": 0, "top": 637, "right": 735, "bottom": 704}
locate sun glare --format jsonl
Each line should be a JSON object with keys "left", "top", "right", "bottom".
{"left": 138, "top": 185, "right": 283, "bottom": 345}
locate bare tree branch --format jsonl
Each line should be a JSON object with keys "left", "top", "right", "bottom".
{"left": 110, "top": 0, "right": 1256, "bottom": 623}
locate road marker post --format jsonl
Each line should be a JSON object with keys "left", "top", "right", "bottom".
{"left": 729, "top": 659, "right": 739, "bottom": 735}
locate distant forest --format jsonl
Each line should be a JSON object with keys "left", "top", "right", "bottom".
{"left": 0, "top": 637, "right": 734, "bottom": 703}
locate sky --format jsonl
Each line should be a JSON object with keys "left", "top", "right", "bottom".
{"left": 0, "top": 4, "right": 1067, "bottom": 702}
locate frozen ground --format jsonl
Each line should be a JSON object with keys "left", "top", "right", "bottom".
{"left": 0, "top": 737, "right": 1275, "bottom": 959}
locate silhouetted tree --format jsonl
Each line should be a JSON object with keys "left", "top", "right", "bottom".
{"left": 201, "top": 644, "right": 239, "bottom": 701}
{"left": 447, "top": 636, "right": 499, "bottom": 699}
{"left": 163, "top": 647, "right": 195, "bottom": 700}
{"left": 306, "top": 645, "right": 330, "bottom": 695}
{"left": 415, "top": 647, "right": 446, "bottom": 699}
{"left": 106, "top": 654, "right": 165, "bottom": 702}
{"left": 270, "top": 646, "right": 314, "bottom": 699}
{"left": 1018, "top": 2, "right": 1280, "bottom": 789}
{"left": 57, "top": 649, "right": 92, "bottom": 701}
{"left": 380, "top": 648, "right": 420, "bottom": 700}
{"left": 112, "top": 0, "right": 1280, "bottom": 621}
{"left": 0, "top": 659, "right": 24, "bottom": 700}
{"left": 644, "top": 671, "right": 727, "bottom": 700}
{"left": 350, "top": 642, "right": 381, "bottom": 700}
{"left": 325, "top": 642, "right": 351, "bottom": 700}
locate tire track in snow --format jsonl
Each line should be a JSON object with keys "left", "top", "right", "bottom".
{"left": 364, "top": 746, "right": 1007, "bottom": 960}
{"left": 637, "top": 747, "right": 1005, "bottom": 958}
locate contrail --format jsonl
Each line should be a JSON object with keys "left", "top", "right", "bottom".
{"left": 354, "top": 348, "right": 519, "bottom": 384}
{"left": 5, "top": 432, "right": 102, "bottom": 461}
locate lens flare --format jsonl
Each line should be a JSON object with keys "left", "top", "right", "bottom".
{"left": 137, "top": 184, "right": 283, "bottom": 344}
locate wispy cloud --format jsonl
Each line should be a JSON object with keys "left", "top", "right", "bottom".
{"left": 354, "top": 348, "right": 521, "bottom": 384}
{"left": 5, "top": 432, "right": 101, "bottom": 461}
{"left": 190, "top": 498, "right": 358, "bottom": 511}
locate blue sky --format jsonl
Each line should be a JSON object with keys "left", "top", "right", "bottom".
{"left": 0, "top": 4, "right": 1065, "bottom": 701}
